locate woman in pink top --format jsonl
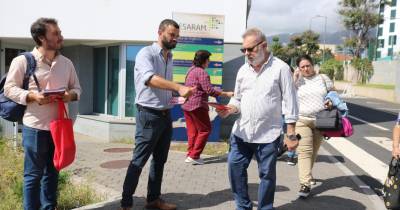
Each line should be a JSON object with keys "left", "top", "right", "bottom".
{"left": 182, "top": 50, "right": 233, "bottom": 165}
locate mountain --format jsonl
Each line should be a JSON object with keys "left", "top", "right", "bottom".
{"left": 267, "top": 30, "right": 352, "bottom": 45}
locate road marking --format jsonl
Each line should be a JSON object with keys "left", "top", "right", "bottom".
{"left": 325, "top": 137, "right": 388, "bottom": 184}
{"left": 320, "top": 146, "right": 387, "bottom": 210}
{"left": 366, "top": 101, "right": 381, "bottom": 105}
{"left": 364, "top": 136, "right": 392, "bottom": 151}
{"left": 348, "top": 115, "right": 389, "bottom": 131}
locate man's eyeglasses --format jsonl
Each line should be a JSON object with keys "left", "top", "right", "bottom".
{"left": 240, "top": 41, "right": 264, "bottom": 53}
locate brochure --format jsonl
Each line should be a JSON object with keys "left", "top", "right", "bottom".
{"left": 168, "top": 96, "right": 186, "bottom": 105}
{"left": 207, "top": 102, "right": 229, "bottom": 110}
{"left": 43, "top": 87, "right": 66, "bottom": 96}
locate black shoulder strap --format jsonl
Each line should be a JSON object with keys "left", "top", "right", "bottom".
{"left": 20, "top": 52, "right": 41, "bottom": 92}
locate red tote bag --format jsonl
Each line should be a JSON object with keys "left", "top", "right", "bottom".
{"left": 50, "top": 100, "right": 76, "bottom": 171}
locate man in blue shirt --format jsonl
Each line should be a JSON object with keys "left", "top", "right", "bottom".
{"left": 120, "top": 19, "right": 194, "bottom": 210}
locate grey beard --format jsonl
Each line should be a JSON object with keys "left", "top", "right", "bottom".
{"left": 248, "top": 51, "right": 265, "bottom": 66}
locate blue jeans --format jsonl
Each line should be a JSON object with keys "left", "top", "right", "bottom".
{"left": 228, "top": 135, "right": 278, "bottom": 210}
{"left": 121, "top": 108, "right": 172, "bottom": 207}
{"left": 287, "top": 150, "right": 296, "bottom": 158}
{"left": 22, "top": 126, "right": 58, "bottom": 210}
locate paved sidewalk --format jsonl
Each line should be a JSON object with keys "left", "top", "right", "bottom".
{"left": 69, "top": 133, "right": 385, "bottom": 210}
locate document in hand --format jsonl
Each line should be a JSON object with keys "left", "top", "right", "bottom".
{"left": 168, "top": 96, "right": 186, "bottom": 105}
{"left": 207, "top": 102, "right": 228, "bottom": 110}
{"left": 43, "top": 87, "right": 66, "bottom": 96}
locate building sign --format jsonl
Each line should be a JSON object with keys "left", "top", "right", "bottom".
{"left": 171, "top": 12, "right": 225, "bottom": 142}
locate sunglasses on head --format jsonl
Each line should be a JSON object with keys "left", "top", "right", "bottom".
{"left": 240, "top": 40, "right": 264, "bottom": 53}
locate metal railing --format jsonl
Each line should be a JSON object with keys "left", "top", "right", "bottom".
{"left": 0, "top": 118, "right": 20, "bottom": 148}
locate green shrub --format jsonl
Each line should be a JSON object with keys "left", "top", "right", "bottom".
{"left": 320, "top": 58, "right": 344, "bottom": 80}
{"left": 351, "top": 58, "right": 374, "bottom": 84}
{"left": 0, "top": 140, "right": 102, "bottom": 210}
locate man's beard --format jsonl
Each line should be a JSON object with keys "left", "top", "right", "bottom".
{"left": 248, "top": 50, "right": 265, "bottom": 66}
{"left": 162, "top": 37, "right": 177, "bottom": 50}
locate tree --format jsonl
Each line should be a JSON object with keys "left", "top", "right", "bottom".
{"left": 287, "top": 30, "right": 320, "bottom": 61}
{"left": 338, "top": 0, "right": 383, "bottom": 58}
{"left": 270, "top": 37, "right": 292, "bottom": 65}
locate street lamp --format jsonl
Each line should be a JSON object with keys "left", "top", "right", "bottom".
{"left": 310, "top": 15, "right": 328, "bottom": 63}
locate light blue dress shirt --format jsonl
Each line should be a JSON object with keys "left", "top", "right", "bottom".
{"left": 134, "top": 43, "right": 174, "bottom": 110}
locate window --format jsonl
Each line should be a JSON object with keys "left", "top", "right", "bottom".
{"left": 391, "top": 10, "right": 397, "bottom": 19}
{"left": 388, "top": 48, "right": 394, "bottom": 57}
{"left": 390, "top": 23, "right": 396, "bottom": 32}
{"left": 376, "top": 51, "right": 381, "bottom": 59}
{"left": 389, "top": 35, "right": 397, "bottom": 45}
{"left": 380, "top": 4, "right": 385, "bottom": 13}
{"left": 379, "top": 39, "right": 385, "bottom": 48}
{"left": 93, "top": 48, "right": 106, "bottom": 113}
{"left": 378, "top": 27, "right": 383, "bottom": 36}
{"left": 390, "top": 9, "right": 396, "bottom": 19}
{"left": 107, "top": 46, "right": 120, "bottom": 116}
{"left": 125, "top": 45, "right": 145, "bottom": 117}
{"left": 392, "top": 0, "right": 397, "bottom": 7}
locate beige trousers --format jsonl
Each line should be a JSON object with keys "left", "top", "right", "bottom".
{"left": 296, "top": 117, "right": 323, "bottom": 187}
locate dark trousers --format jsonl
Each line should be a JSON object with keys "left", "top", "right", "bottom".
{"left": 121, "top": 107, "right": 172, "bottom": 207}
{"left": 22, "top": 126, "right": 59, "bottom": 210}
{"left": 228, "top": 135, "right": 278, "bottom": 210}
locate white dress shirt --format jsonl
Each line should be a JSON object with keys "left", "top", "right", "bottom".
{"left": 229, "top": 54, "right": 298, "bottom": 143}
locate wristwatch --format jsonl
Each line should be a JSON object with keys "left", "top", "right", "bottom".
{"left": 287, "top": 134, "right": 298, "bottom": 141}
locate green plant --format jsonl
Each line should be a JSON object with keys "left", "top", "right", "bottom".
{"left": 320, "top": 58, "right": 344, "bottom": 80}
{"left": 0, "top": 140, "right": 102, "bottom": 210}
{"left": 338, "top": 0, "right": 383, "bottom": 58}
{"left": 57, "top": 171, "right": 102, "bottom": 210}
{"left": 351, "top": 57, "right": 374, "bottom": 84}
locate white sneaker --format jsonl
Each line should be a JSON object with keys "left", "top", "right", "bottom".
{"left": 310, "top": 179, "right": 317, "bottom": 185}
{"left": 185, "top": 157, "right": 194, "bottom": 163}
{"left": 191, "top": 158, "right": 204, "bottom": 165}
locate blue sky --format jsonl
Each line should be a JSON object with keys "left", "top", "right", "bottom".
{"left": 247, "top": 0, "right": 343, "bottom": 36}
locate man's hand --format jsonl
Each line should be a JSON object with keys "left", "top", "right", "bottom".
{"left": 216, "top": 104, "right": 237, "bottom": 118}
{"left": 62, "top": 91, "right": 77, "bottom": 102}
{"left": 221, "top": 91, "right": 234, "bottom": 98}
{"left": 178, "top": 85, "right": 196, "bottom": 98}
{"left": 284, "top": 138, "right": 299, "bottom": 151}
{"left": 27, "top": 92, "right": 51, "bottom": 105}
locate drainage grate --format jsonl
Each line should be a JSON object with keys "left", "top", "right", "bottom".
{"left": 100, "top": 160, "right": 131, "bottom": 169}
{"left": 103, "top": 148, "right": 133, "bottom": 153}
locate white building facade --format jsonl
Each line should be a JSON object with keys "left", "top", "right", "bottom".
{"left": 0, "top": 0, "right": 250, "bottom": 141}
{"left": 376, "top": 0, "right": 400, "bottom": 60}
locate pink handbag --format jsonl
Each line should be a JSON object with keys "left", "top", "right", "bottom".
{"left": 321, "top": 117, "right": 353, "bottom": 139}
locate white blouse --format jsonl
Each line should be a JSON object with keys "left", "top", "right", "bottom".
{"left": 296, "top": 74, "right": 333, "bottom": 118}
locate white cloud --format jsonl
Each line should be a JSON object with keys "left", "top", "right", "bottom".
{"left": 247, "top": 0, "right": 344, "bottom": 36}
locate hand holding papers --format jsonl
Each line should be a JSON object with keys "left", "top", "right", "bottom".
{"left": 43, "top": 87, "right": 66, "bottom": 102}
{"left": 207, "top": 102, "right": 229, "bottom": 111}
{"left": 169, "top": 96, "right": 187, "bottom": 105}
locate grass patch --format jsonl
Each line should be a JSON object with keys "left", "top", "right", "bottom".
{"left": 170, "top": 141, "right": 229, "bottom": 156}
{"left": 354, "top": 83, "right": 395, "bottom": 90}
{"left": 0, "top": 139, "right": 102, "bottom": 210}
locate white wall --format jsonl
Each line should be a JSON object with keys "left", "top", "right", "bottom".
{"left": 0, "top": 0, "right": 247, "bottom": 43}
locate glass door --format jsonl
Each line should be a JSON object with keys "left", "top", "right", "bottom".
{"left": 107, "top": 46, "right": 119, "bottom": 116}
{"left": 125, "top": 45, "right": 144, "bottom": 117}
{"left": 93, "top": 47, "right": 106, "bottom": 113}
